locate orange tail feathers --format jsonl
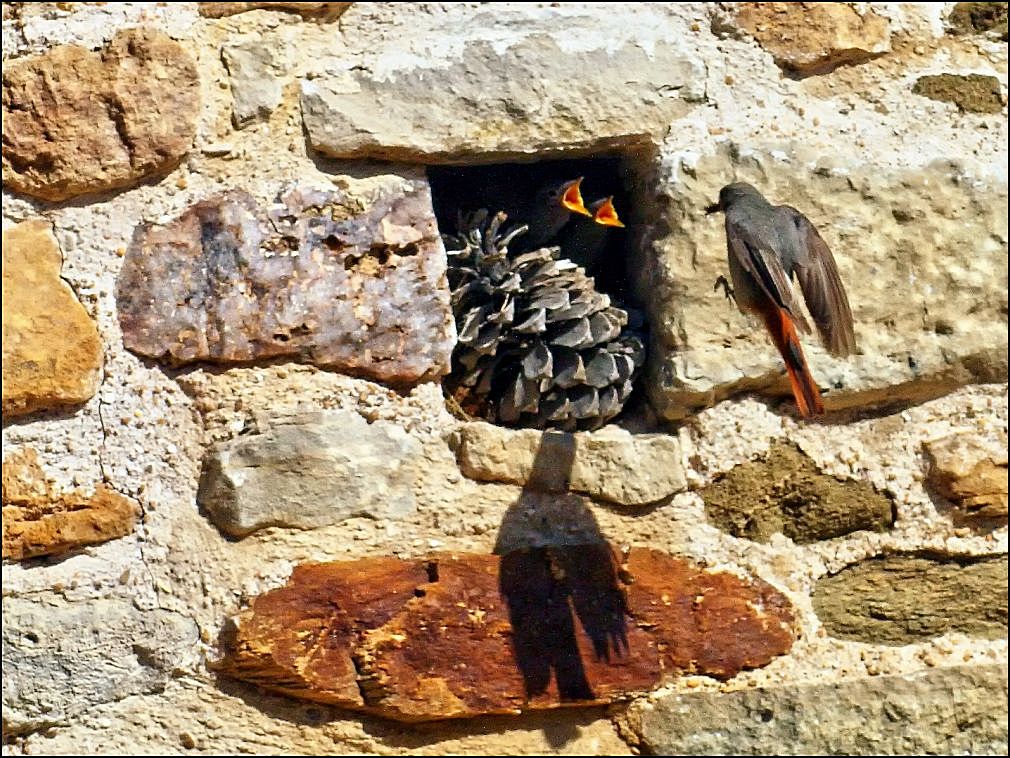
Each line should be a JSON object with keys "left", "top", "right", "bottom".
{"left": 763, "top": 306, "right": 824, "bottom": 418}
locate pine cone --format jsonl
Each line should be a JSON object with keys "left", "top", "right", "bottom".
{"left": 444, "top": 210, "right": 645, "bottom": 431}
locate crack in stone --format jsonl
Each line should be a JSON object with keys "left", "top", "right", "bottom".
{"left": 102, "top": 95, "right": 134, "bottom": 167}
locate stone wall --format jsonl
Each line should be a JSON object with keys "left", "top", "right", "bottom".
{"left": 2, "top": 2, "right": 1007, "bottom": 754}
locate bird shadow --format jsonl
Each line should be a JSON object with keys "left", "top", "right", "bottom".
{"left": 492, "top": 431, "right": 631, "bottom": 705}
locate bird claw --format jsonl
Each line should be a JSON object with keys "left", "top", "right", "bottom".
{"left": 714, "top": 275, "right": 736, "bottom": 302}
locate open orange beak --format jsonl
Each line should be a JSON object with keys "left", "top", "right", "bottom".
{"left": 560, "top": 177, "right": 592, "bottom": 217}
{"left": 592, "top": 197, "right": 625, "bottom": 228}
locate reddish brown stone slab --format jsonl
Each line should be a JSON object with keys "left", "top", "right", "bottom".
{"left": 2, "top": 448, "right": 139, "bottom": 560}
{"left": 220, "top": 558, "right": 428, "bottom": 708}
{"left": 116, "top": 183, "right": 455, "bottom": 384}
{"left": 216, "top": 546, "right": 796, "bottom": 722}
{"left": 353, "top": 553, "right": 527, "bottom": 719}
{"left": 2, "top": 28, "right": 199, "bottom": 201}
{"left": 626, "top": 549, "right": 797, "bottom": 679}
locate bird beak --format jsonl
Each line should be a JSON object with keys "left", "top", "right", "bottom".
{"left": 592, "top": 197, "right": 625, "bottom": 228}
{"left": 560, "top": 177, "right": 592, "bottom": 217}
{"left": 704, "top": 200, "right": 722, "bottom": 215}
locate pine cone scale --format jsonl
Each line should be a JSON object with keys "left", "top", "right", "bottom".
{"left": 444, "top": 209, "right": 645, "bottom": 431}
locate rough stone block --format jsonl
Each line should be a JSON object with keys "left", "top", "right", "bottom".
{"left": 813, "top": 553, "right": 1008, "bottom": 644}
{"left": 301, "top": 35, "right": 702, "bottom": 162}
{"left": 924, "top": 433, "right": 1008, "bottom": 527}
{"left": 947, "top": 2, "right": 1009, "bottom": 38}
{"left": 222, "top": 39, "right": 283, "bottom": 127}
{"left": 199, "top": 2, "right": 351, "bottom": 18}
{"left": 699, "top": 441, "right": 895, "bottom": 543}
{"left": 623, "top": 664, "right": 1009, "bottom": 755}
{"left": 456, "top": 422, "right": 687, "bottom": 506}
{"left": 2, "top": 27, "right": 199, "bottom": 201}
{"left": 728, "top": 3, "right": 891, "bottom": 77}
{"left": 216, "top": 547, "right": 796, "bottom": 722}
{"left": 2, "top": 221, "right": 103, "bottom": 418}
{"left": 197, "top": 411, "right": 420, "bottom": 538}
{"left": 2, "top": 599, "right": 197, "bottom": 735}
{"left": 913, "top": 73, "right": 1004, "bottom": 113}
{"left": 2, "top": 448, "right": 139, "bottom": 561}
{"left": 640, "top": 146, "right": 1008, "bottom": 420}
{"left": 116, "top": 183, "right": 455, "bottom": 384}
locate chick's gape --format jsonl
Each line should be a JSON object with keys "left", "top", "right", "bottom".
{"left": 517, "top": 177, "right": 593, "bottom": 250}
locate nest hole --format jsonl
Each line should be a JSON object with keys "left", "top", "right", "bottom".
{"left": 427, "top": 150, "right": 661, "bottom": 432}
{"left": 428, "top": 155, "right": 647, "bottom": 303}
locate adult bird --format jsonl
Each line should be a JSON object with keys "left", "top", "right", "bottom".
{"left": 514, "top": 176, "right": 592, "bottom": 251}
{"left": 559, "top": 196, "right": 626, "bottom": 275}
{"left": 706, "top": 182, "right": 856, "bottom": 417}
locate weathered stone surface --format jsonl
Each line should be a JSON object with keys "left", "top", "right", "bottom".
{"left": 217, "top": 547, "right": 795, "bottom": 722}
{"left": 2, "top": 599, "right": 198, "bottom": 735}
{"left": 2, "top": 221, "right": 103, "bottom": 418}
{"left": 455, "top": 422, "right": 686, "bottom": 506}
{"left": 176, "top": 363, "right": 452, "bottom": 440}
{"left": 621, "top": 549, "right": 795, "bottom": 680}
{"left": 813, "top": 554, "right": 1008, "bottom": 645}
{"left": 624, "top": 664, "right": 1009, "bottom": 756}
{"left": 197, "top": 410, "right": 419, "bottom": 538}
{"left": 2, "top": 27, "right": 199, "bottom": 201}
{"left": 301, "top": 35, "right": 702, "bottom": 163}
{"left": 640, "top": 146, "right": 1008, "bottom": 420}
{"left": 913, "top": 74, "right": 1004, "bottom": 113}
{"left": 699, "top": 441, "right": 894, "bottom": 543}
{"left": 2, "top": 447, "right": 138, "bottom": 560}
{"left": 728, "top": 3, "right": 891, "bottom": 77}
{"left": 1, "top": 477, "right": 138, "bottom": 561}
{"left": 116, "top": 183, "right": 455, "bottom": 384}
{"left": 223, "top": 39, "right": 282, "bottom": 127}
{"left": 199, "top": 2, "right": 351, "bottom": 18}
{"left": 925, "top": 433, "right": 1008, "bottom": 527}
{"left": 217, "top": 557, "right": 424, "bottom": 710}
{"left": 947, "top": 2, "right": 1009, "bottom": 38}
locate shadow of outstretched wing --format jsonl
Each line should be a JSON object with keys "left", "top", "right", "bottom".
{"left": 561, "top": 543, "right": 630, "bottom": 663}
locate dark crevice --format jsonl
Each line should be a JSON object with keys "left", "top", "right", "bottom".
{"left": 428, "top": 156, "right": 643, "bottom": 302}
{"left": 424, "top": 560, "right": 439, "bottom": 583}
{"left": 365, "top": 244, "right": 391, "bottom": 264}
{"left": 344, "top": 243, "right": 405, "bottom": 270}
{"left": 102, "top": 95, "right": 134, "bottom": 166}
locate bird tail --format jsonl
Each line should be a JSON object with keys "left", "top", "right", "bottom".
{"left": 763, "top": 306, "right": 824, "bottom": 418}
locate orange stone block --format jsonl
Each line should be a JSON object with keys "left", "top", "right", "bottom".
{"left": 2, "top": 449, "right": 138, "bottom": 560}
{"left": 217, "top": 546, "right": 796, "bottom": 721}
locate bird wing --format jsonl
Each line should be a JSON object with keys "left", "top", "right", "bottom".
{"left": 777, "top": 206, "right": 856, "bottom": 357}
{"left": 725, "top": 214, "right": 812, "bottom": 334}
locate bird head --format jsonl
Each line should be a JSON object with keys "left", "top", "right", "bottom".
{"left": 590, "top": 196, "right": 625, "bottom": 228}
{"left": 706, "top": 182, "right": 761, "bottom": 214}
{"left": 551, "top": 177, "right": 592, "bottom": 217}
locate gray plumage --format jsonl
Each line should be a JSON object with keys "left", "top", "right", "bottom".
{"left": 557, "top": 196, "right": 624, "bottom": 275}
{"left": 515, "top": 178, "right": 591, "bottom": 251}
{"left": 716, "top": 182, "right": 856, "bottom": 357}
